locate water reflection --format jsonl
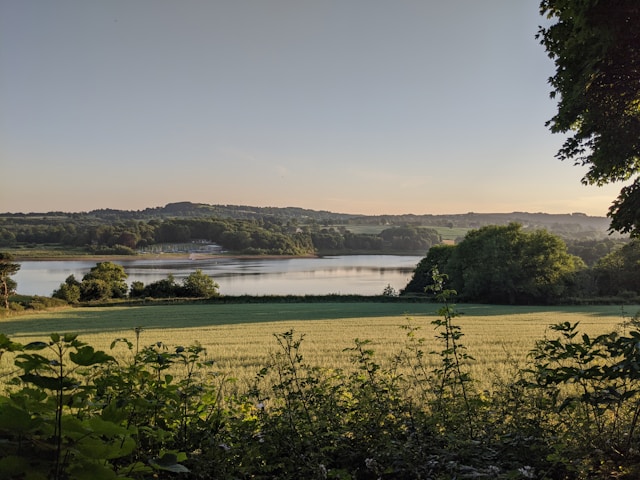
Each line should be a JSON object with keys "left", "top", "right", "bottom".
{"left": 14, "top": 255, "right": 421, "bottom": 297}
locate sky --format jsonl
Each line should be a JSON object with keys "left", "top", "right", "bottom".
{"left": 0, "top": 0, "right": 626, "bottom": 217}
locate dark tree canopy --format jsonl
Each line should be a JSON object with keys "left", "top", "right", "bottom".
{"left": 182, "top": 269, "right": 219, "bottom": 298}
{"left": 593, "top": 239, "right": 640, "bottom": 296}
{"left": 401, "top": 244, "right": 455, "bottom": 295}
{"left": 538, "top": 0, "right": 640, "bottom": 235}
{"left": 80, "top": 262, "right": 128, "bottom": 301}
{"left": 403, "top": 224, "right": 585, "bottom": 304}
{"left": 446, "top": 224, "right": 584, "bottom": 304}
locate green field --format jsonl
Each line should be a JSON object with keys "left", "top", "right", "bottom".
{"left": 2, "top": 302, "right": 637, "bottom": 389}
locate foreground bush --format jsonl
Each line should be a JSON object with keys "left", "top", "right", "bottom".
{"left": 1, "top": 298, "right": 640, "bottom": 478}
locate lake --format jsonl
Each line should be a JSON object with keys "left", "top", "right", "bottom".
{"left": 13, "top": 255, "right": 422, "bottom": 297}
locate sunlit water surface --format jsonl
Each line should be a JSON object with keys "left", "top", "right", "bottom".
{"left": 14, "top": 255, "right": 422, "bottom": 297}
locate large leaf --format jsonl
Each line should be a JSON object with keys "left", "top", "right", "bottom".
{"left": 69, "top": 346, "right": 115, "bottom": 366}
{"left": 0, "top": 455, "right": 30, "bottom": 476}
{"left": 149, "top": 460, "right": 190, "bottom": 473}
{"left": 149, "top": 452, "right": 190, "bottom": 473}
{"left": 0, "top": 334, "right": 23, "bottom": 352}
{"left": 117, "top": 461, "right": 153, "bottom": 476}
{"left": 23, "top": 341, "right": 48, "bottom": 351}
{"left": 85, "top": 416, "right": 132, "bottom": 437}
{"left": 101, "top": 401, "right": 129, "bottom": 424}
{"left": 61, "top": 415, "right": 90, "bottom": 439}
{"left": 14, "top": 353, "right": 52, "bottom": 372}
{"left": 0, "top": 404, "right": 32, "bottom": 432}
{"left": 75, "top": 436, "right": 136, "bottom": 460}
{"left": 62, "top": 333, "right": 80, "bottom": 343}
{"left": 19, "top": 373, "right": 75, "bottom": 391}
{"left": 67, "top": 460, "right": 118, "bottom": 480}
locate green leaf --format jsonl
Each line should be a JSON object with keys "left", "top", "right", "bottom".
{"left": 149, "top": 460, "right": 190, "bottom": 473}
{"left": 62, "top": 415, "right": 89, "bottom": 438}
{"left": 0, "top": 455, "right": 30, "bottom": 476}
{"left": 101, "top": 401, "right": 128, "bottom": 424}
{"left": 75, "top": 435, "right": 136, "bottom": 460}
{"left": 63, "top": 333, "right": 79, "bottom": 343}
{"left": 69, "top": 346, "right": 115, "bottom": 366}
{"left": 117, "top": 461, "right": 153, "bottom": 476}
{"left": 23, "top": 342, "right": 48, "bottom": 351}
{"left": 68, "top": 460, "right": 118, "bottom": 480}
{"left": 0, "top": 334, "right": 23, "bottom": 352}
{"left": 110, "top": 337, "right": 133, "bottom": 350}
{"left": 85, "top": 416, "right": 131, "bottom": 436}
{"left": 0, "top": 404, "right": 32, "bottom": 432}
{"left": 14, "top": 353, "right": 51, "bottom": 372}
{"left": 19, "top": 373, "right": 77, "bottom": 391}
{"left": 149, "top": 452, "right": 190, "bottom": 473}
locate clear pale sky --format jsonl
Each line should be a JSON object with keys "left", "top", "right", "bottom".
{"left": 0, "top": 1, "right": 624, "bottom": 216}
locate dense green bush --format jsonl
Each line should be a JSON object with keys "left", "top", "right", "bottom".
{"left": 131, "top": 270, "right": 220, "bottom": 299}
{"left": 403, "top": 224, "right": 595, "bottom": 304}
{"left": 2, "top": 296, "right": 640, "bottom": 478}
{"left": 5, "top": 294, "right": 68, "bottom": 312}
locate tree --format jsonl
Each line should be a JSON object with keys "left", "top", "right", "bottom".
{"left": 129, "top": 281, "right": 146, "bottom": 298}
{"left": 538, "top": 1, "right": 640, "bottom": 235}
{"left": 0, "top": 229, "right": 16, "bottom": 246}
{"left": 445, "top": 224, "right": 584, "bottom": 304}
{"left": 401, "top": 244, "right": 455, "bottom": 295}
{"left": 0, "top": 253, "right": 20, "bottom": 309}
{"left": 142, "top": 274, "right": 180, "bottom": 298}
{"left": 52, "top": 275, "right": 81, "bottom": 304}
{"left": 80, "top": 262, "right": 128, "bottom": 301}
{"left": 592, "top": 239, "right": 640, "bottom": 296}
{"left": 379, "top": 226, "right": 441, "bottom": 251}
{"left": 79, "top": 279, "right": 111, "bottom": 302}
{"left": 181, "top": 269, "right": 219, "bottom": 298}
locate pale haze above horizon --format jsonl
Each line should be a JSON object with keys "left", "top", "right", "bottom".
{"left": 0, "top": 1, "right": 626, "bottom": 217}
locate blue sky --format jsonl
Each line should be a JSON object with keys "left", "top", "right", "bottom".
{"left": 0, "top": 1, "right": 624, "bottom": 216}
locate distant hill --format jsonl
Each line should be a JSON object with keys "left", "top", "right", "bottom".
{"left": 1, "top": 201, "right": 617, "bottom": 239}
{"left": 346, "top": 211, "right": 613, "bottom": 236}
{"left": 73, "top": 201, "right": 357, "bottom": 223}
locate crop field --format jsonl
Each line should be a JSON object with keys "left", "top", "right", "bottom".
{"left": 2, "top": 302, "right": 638, "bottom": 390}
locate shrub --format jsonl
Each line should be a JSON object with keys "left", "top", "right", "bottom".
{"left": 3, "top": 302, "right": 640, "bottom": 478}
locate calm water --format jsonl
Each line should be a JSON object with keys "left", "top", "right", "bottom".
{"left": 13, "top": 255, "right": 421, "bottom": 297}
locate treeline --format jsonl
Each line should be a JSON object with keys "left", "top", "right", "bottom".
{"left": 0, "top": 201, "right": 354, "bottom": 223}
{"left": 402, "top": 223, "right": 639, "bottom": 304}
{"left": 0, "top": 215, "right": 442, "bottom": 255}
{"left": 1, "top": 201, "right": 617, "bottom": 249}
{"left": 52, "top": 262, "right": 220, "bottom": 303}
{"left": 346, "top": 211, "right": 612, "bottom": 234}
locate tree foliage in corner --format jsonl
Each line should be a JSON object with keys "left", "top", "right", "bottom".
{"left": 538, "top": 1, "right": 640, "bottom": 235}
